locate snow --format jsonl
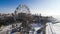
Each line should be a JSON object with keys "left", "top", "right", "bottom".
{"left": 0, "top": 22, "right": 60, "bottom": 34}
{"left": 46, "top": 23, "right": 56, "bottom": 34}
{"left": 53, "top": 23, "right": 60, "bottom": 34}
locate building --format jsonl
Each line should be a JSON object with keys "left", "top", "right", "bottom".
{"left": 15, "top": 4, "right": 30, "bottom": 15}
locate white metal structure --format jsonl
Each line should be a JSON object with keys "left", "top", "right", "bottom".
{"left": 15, "top": 4, "right": 30, "bottom": 15}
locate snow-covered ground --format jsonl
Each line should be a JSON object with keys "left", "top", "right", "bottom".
{"left": 0, "top": 23, "right": 22, "bottom": 34}
{"left": 0, "top": 25, "right": 12, "bottom": 34}
{"left": 46, "top": 23, "right": 56, "bottom": 34}
{"left": 46, "top": 22, "right": 60, "bottom": 34}
{"left": 0, "top": 22, "right": 60, "bottom": 34}
{"left": 53, "top": 23, "right": 60, "bottom": 34}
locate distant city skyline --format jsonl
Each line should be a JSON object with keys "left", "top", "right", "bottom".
{"left": 0, "top": 0, "right": 60, "bottom": 16}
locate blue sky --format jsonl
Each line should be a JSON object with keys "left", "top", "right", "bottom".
{"left": 0, "top": 0, "right": 60, "bottom": 16}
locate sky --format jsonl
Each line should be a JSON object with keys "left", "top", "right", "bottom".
{"left": 0, "top": 0, "right": 60, "bottom": 17}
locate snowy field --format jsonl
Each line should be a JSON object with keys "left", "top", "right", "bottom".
{"left": 0, "top": 22, "right": 60, "bottom": 34}
{"left": 53, "top": 23, "right": 60, "bottom": 34}
{"left": 46, "top": 22, "right": 60, "bottom": 34}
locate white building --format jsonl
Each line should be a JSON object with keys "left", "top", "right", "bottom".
{"left": 15, "top": 4, "right": 30, "bottom": 15}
